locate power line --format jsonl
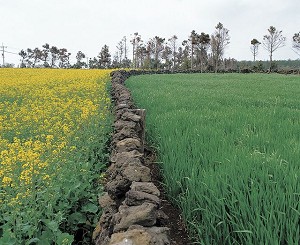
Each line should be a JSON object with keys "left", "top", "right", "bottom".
{"left": 5, "top": 50, "right": 19, "bottom": 55}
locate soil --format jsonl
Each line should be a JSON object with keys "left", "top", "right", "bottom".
{"left": 144, "top": 147, "right": 192, "bottom": 245}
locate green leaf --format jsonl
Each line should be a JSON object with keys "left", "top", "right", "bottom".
{"left": 26, "top": 238, "right": 40, "bottom": 245}
{"left": 68, "top": 212, "right": 86, "bottom": 224}
{"left": 57, "top": 232, "right": 73, "bottom": 245}
{"left": 0, "top": 229, "right": 17, "bottom": 245}
{"left": 81, "top": 203, "right": 98, "bottom": 214}
{"left": 43, "top": 219, "right": 59, "bottom": 232}
{"left": 38, "top": 230, "right": 53, "bottom": 245}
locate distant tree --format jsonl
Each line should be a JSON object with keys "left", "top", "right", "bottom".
{"left": 24, "top": 48, "right": 41, "bottom": 67}
{"left": 168, "top": 35, "right": 178, "bottom": 71}
{"left": 50, "top": 46, "right": 59, "bottom": 68}
{"left": 181, "top": 41, "right": 191, "bottom": 70}
{"left": 136, "top": 44, "right": 148, "bottom": 68}
{"left": 292, "top": 32, "right": 300, "bottom": 56}
{"left": 74, "top": 51, "right": 86, "bottom": 68}
{"left": 161, "top": 45, "right": 172, "bottom": 70}
{"left": 41, "top": 43, "right": 50, "bottom": 67}
{"left": 98, "top": 45, "right": 111, "bottom": 68}
{"left": 250, "top": 39, "right": 261, "bottom": 62}
{"left": 210, "top": 22, "right": 230, "bottom": 73}
{"left": 116, "top": 38, "right": 125, "bottom": 66}
{"left": 262, "top": 26, "right": 286, "bottom": 72}
{"left": 58, "top": 48, "right": 71, "bottom": 68}
{"left": 130, "top": 32, "right": 142, "bottom": 68}
{"left": 189, "top": 30, "right": 198, "bottom": 69}
{"left": 224, "top": 58, "right": 238, "bottom": 72}
{"left": 19, "top": 49, "right": 28, "bottom": 68}
{"left": 89, "top": 57, "right": 99, "bottom": 69}
{"left": 148, "top": 36, "right": 165, "bottom": 69}
{"left": 196, "top": 32, "right": 210, "bottom": 72}
{"left": 176, "top": 46, "right": 184, "bottom": 69}
{"left": 182, "top": 31, "right": 198, "bottom": 70}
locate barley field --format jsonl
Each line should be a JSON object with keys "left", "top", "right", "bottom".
{"left": 127, "top": 73, "right": 300, "bottom": 244}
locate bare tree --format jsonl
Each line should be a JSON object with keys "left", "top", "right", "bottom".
{"left": 262, "top": 26, "right": 286, "bottom": 71}
{"left": 168, "top": 35, "right": 178, "bottom": 71}
{"left": 116, "top": 39, "right": 124, "bottom": 65}
{"left": 292, "top": 32, "right": 300, "bottom": 56}
{"left": 250, "top": 39, "right": 261, "bottom": 62}
{"left": 123, "top": 36, "right": 128, "bottom": 60}
{"left": 130, "top": 32, "right": 142, "bottom": 68}
{"left": 210, "top": 22, "right": 230, "bottom": 73}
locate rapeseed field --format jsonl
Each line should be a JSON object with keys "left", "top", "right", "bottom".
{"left": 0, "top": 68, "right": 112, "bottom": 244}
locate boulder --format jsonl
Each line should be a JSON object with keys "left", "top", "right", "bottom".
{"left": 130, "top": 182, "right": 160, "bottom": 196}
{"left": 125, "top": 190, "right": 160, "bottom": 207}
{"left": 113, "top": 203, "right": 157, "bottom": 232}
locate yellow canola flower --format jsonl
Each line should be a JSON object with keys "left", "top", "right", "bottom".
{"left": 0, "top": 68, "right": 112, "bottom": 207}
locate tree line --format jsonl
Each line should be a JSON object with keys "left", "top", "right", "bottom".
{"left": 16, "top": 23, "right": 300, "bottom": 72}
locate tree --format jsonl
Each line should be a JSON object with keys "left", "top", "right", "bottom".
{"left": 196, "top": 32, "right": 210, "bottom": 72}
{"left": 250, "top": 39, "right": 261, "bottom": 62}
{"left": 26, "top": 47, "right": 42, "bottom": 67}
{"left": 19, "top": 49, "right": 28, "bottom": 68}
{"left": 130, "top": 32, "right": 142, "bottom": 68}
{"left": 210, "top": 22, "right": 230, "bottom": 73}
{"left": 161, "top": 45, "right": 172, "bottom": 70}
{"left": 74, "top": 51, "right": 86, "bottom": 68}
{"left": 148, "top": 36, "right": 165, "bottom": 69}
{"left": 89, "top": 57, "right": 99, "bottom": 69}
{"left": 292, "top": 32, "right": 300, "bottom": 56}
{"left": 168, "top": 35, "right": 178, "bottom": 71}
{"left": 262, "top": 26, "right": 286, "bottom": 72}
{"left": 41, "top": 43, "right": 50, "bottom": 67}
{"left": 58, "top": 48, "right": 71, "bottom": 68}
{"left": 98, "top": 45, "right": 111, "bottom": 68}
{"left": 50, "top": 46, "right": 59, "bottom": 68}
{"left": 189, "top": 30, "right": 198, "bottom": 69}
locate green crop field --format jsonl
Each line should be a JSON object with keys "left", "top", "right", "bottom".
{"left": 126, "top": 73, "right": 300, "bottom": 244}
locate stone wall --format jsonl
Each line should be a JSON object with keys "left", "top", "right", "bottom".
{"left": 93, "top": 70, "right": 170, "bottom": 245}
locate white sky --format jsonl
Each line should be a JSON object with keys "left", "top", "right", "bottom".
{"left": 1, "top": 0, "right": 299, "bottom": 66}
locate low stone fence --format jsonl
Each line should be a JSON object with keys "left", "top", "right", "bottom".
{"left": 93, "top": 70, "right": 170, "bottom": 245}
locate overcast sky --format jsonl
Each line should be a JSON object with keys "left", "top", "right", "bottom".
{"left": 1, "top": 0, "right": 299, "bottom": 66}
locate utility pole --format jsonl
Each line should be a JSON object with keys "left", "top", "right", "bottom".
{"left": 1, "top": 43, "right": 7, "bottom": 66}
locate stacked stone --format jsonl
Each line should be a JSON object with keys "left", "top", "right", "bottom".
{"left": 93, "top": 71, "right": 170, "bottom": 245}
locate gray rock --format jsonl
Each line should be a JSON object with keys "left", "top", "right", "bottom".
{"left": 99, "top": 192, "right": 116, "bottom": 208}
{"left": 113, "top": 203, "right": 157, "bottom": 232}
{"left": 121, "top": 111, "right": 141, "bottom": 122}
{"left": 106, "top": 175, "right": 131, "bottom": 199}
{"left": 131, "top": 182, "right": 160, "bottom": 196}
{"left": 122, "top": 162, "right": 151, "bottom": 182}
{"left": 116, "top": 138, "right": 142, "bottom": 153}
{"left": 125, "top": 190, "right": 160, "bottom": 206}
{"left": 114, "top": 120, "right": 139, "bottom": 132}
{"left": 110, "top": 150, "right": 143, "bottom": 164}
{"left": 109, "top": 225, "right": 170, "bottom": 245}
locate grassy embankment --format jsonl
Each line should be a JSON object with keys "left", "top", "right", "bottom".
{"left": 127, "top": 73, "right": 300, "bottom": 244}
